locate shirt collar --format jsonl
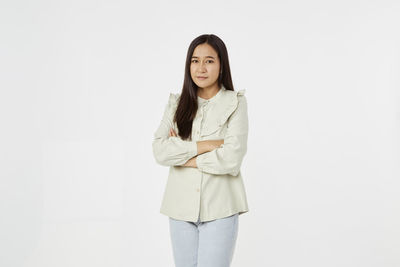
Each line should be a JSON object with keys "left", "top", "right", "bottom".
{"left": 197, "top": 85, "right": 225, "bottom": 105}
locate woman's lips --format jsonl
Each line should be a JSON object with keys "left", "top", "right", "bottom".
{"left": 197, "top": 76, "right": 208, "bottom": 80}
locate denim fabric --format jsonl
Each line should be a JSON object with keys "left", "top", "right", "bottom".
{"left": 168, "top": 213, "right": 239, "bottom": 267}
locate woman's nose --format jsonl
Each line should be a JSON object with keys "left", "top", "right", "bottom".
{"left": 199, "top": 62, "right": 206, "bottom": 72}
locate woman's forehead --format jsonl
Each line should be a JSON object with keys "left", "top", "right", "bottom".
{"left": 193, "top": 44, "right": 218, "bottom": 57}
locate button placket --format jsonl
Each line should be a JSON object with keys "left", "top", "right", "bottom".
{"left": 195, "top": 103, "right": 203, "bottom": 137}
{"left": 196, "top": 108, "right": 203, "bottom": 136}
{"left": 198, "top": 101, "right": 209, "bottom": 137}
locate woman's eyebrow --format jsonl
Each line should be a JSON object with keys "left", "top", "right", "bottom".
{"left": 191, "top": 56, "right": 216, "bottom": 59}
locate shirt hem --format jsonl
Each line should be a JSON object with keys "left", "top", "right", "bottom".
{"left": 160, "top": 208, "right": 249, "bottom": 223}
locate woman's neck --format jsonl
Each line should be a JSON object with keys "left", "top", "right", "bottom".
{"left": 197, "top": 85, "right": 221, "bottom": 100}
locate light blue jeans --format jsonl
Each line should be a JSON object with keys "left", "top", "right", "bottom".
{"left": 168, "top": 213, "right": 239, "bottom": 267}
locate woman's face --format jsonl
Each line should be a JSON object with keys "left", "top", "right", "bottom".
{"left": 190, "top": 43, "right": 221, "bottom": 90}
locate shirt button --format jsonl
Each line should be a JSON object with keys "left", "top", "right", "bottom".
{"left": 196, "top": 188, "right": 200, "bottom": 192}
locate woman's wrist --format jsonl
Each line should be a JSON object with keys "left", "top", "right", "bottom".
{"left": 196, "top": 140, "right": 224, "bottom": 154}
{"left": 182, "top": 156, "right": 197, "bottom": 168}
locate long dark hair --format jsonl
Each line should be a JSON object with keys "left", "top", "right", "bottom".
{"left": 174, "top": 34, "right": 235, "bottom": 140}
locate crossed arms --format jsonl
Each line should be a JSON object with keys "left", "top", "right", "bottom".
{"left": 167, "top": 127, "right": 224, "bottom": 168}
{"left": 152, "top": 95, "right": 248, "bottom": 176}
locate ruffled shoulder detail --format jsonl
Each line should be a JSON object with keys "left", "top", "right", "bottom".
{"left": 200, "top": 88, "right": 246, "bottom": 136}
{"left": 237, "top": 89, "right": 246, "bottom": 96}
{"left": 216, "top": 89, "right": 244, "bottom": 126}
{"left": 168, "top": 92, "right": 180, "bottom": 108}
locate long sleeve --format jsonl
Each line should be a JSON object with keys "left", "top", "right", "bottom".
{"left": 196, "top": 94, "right": 248, "bottom": 176}
{"left": 152, "top": 93, "right": 198, "bottom": 166}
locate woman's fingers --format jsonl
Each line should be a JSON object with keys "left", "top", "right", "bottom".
{"left": 169, "top": 128, "right": 177, "bottom": 137}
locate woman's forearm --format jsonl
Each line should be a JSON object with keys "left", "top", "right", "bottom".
{"left": 168, "top": 128, "right": 223, "bottom": 168}
{"left": 181, "top": 140, "right": 224, "bottom": 168}
{"left": 196, "top": 139, "right": 224, "bottom": 155}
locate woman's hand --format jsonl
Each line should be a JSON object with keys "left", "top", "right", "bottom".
{"left": 182, "top": 156, "right": 197, "bottom": 168}
{"left": 169, "top": 128, "right": 177, "bottom": 137}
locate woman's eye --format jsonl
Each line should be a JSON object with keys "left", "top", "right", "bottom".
{"left": 191, "top": 60, "right": 214, "bottom": 63}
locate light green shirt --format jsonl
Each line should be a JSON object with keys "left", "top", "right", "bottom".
{"left": 152, "top": 85, "right": 249, "bottom": 222}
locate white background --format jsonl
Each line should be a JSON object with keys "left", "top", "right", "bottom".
{"left": 1, "top": 0, "right": 399, "bottom": 266}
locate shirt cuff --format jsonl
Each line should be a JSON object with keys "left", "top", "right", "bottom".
{"left": 196, "top": 152, "right": 209, "bottom": 173}
{"left": 188, "top": 140, "right": 198, "bottom": 158}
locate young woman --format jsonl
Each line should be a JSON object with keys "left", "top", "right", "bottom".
{"left": 152, "top": 34, "right": 249, "bottom": 267}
